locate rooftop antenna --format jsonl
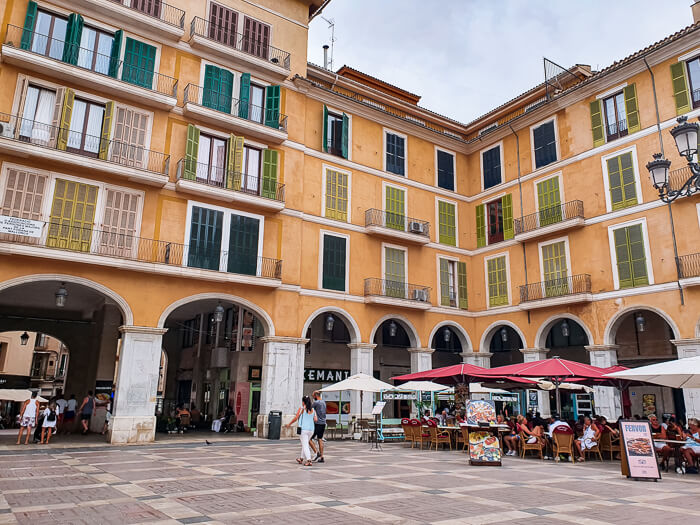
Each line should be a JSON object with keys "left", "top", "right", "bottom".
{"left": 320, "top": 16, "right": 335, "bottom": 70}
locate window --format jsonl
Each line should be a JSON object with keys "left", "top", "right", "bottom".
{"left": 66, "top": 98, "right": 105, "bottom": 156}
{"left": 0, "top": 343, "right": 7, "bottom": 371}
{"left": 541, "top": 240, "right": 569, "bottom": 297}
{"left": 532, "top": 120, "right": 557, "bottom": 169}
{"left": 324, "top": 168, "right": 349, "bottom": 221}
{"left": 486, "top": 255, "right": 508, "bottom": 307}
{"left": 603, "top": 92, "right": 628, "bottom": 141}
{"left": 77, "top": 26, "right": 114, "bottom": 75}
{"left": 612, "top": 223, "right": 649, "bottom": 289}
{"left": 188, "top": 206, "right": 223, "bottom": 270}
{"left": 605, "top": 151, "right": 638, "bottom": 211}
{"left": 31, "top": 9, "right": 68, "bottom": 60}
{"left": 671, "top": 57, "right": 700, "bottom": 113}
{"left": 242, "top": 16, "right": 270, "bottom": 60}
{"left": 436, "top": 149, "right": 455, "bottom": 190}
{"left": 202, "top": 64, "right": 234, "bottom": 114}
{"left": 385, "top": 185, "right": 405, "bottom": 230}
{"left": 122, "top": 37, "right": 156, "bottom": 89}
{"left": 242, "top": 145, "right": 261, "bottom": 194}
{"left": 384, "top": 246, "right": 406, "bottom": 298}
{"left": 57, "top": 354, "right": 67, "bottom": 377}
{"left": 536, "top": 176, "right": 562, "bottom": 226}
{"left": 209, "top": 2, "right": 238, "bottom": 48}
{"left": 19, "top": 85, "right": 57, "bottom": 145}
{"left": 321, "top": 233, "right": 347, "bottom": 291}
{"left": 196, "top": 133, "right": 228, "bottom": 187}
{"left": 323, "top": 106, "right": 349, "bottom": 158}
{"left": 248, "top": 83, "right": 265, "bottom": 123}
{"left": 476, "top": 194, "right": 513, "bottom": 247}
{"left": 686, "top": 57, "right": 700, "bottom": 108}
{"left": 385, "top": 132, "right": 405, "bottom": 175}
{"left": 590, "top": 84, "right": 640, "bottom": 147}
{"left": 439, "top": 259, "right": 467, "bottom": 309}
{"left": 437, "top": 200, "right": 456, "bottom": 246}
{"left": 482, "top": 145, "right": 501, "bottom": 189}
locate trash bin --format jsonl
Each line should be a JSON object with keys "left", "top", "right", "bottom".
{"left": 268, "top": 410, "right": 282, "bottom": 440}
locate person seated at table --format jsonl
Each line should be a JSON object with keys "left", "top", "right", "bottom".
{"left": 595, "top": 416, "right": 617, "bottom": 436}
{"left": 649, "top": 414, "right": 674, "bottom": 468}
{"left": 680, "top": 418, "right": 700, "bottom": 473}
{"left": 525, "top": 413, "right": 535, "bottom": 431}
{"left": 503, "top": 417, "right": 520, "bottom": 456}
{"left": 421, "top": 410, "right": 432, "bottom": 424}
{"left": 665, "top": 417, "right": 683, "bottom": 439}
{"left": 211, "top": 411, "right": 226, "bottom": 433}
{"left": 548, "top": 413, "right": 571, "bottom": 433}
{"left": 573, "top": 416, "right": 600, "bottom": 461}
{"left": 496, "top": 414, "right": 506, "bottom": 425}
{"left": 455, "top": 410, "right": 465, "bottom": 424}
{"left": 438, "top": 409, "right": 449, "bottom": 426}
{"left": 174, "top": 404, "right": 189, "bottom": 430}
{"left": 517, "top": 414, "right": 544, "bottom": 446}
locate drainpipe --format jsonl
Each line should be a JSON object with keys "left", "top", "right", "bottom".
{"left": 509, "top": 124, "right": 529, "bottom": 323}
{"left": 644, "top": 57, "right": 684, "bottom": 305}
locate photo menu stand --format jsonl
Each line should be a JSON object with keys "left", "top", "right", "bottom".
{"left": 466, "top": 424, "right": 502, "bottom": 467}
{"left": 370, "top": 401, "right": 386, "bottom": 451}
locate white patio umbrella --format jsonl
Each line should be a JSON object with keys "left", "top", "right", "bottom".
{"left": 0, "top": 389, "right": 48, "bottom": 402}
{"left": 605, "top": 356, "right": 700, "bottom": 389}
{"left": 321, "top": 373, "right": 394, "bottom": 421}
{"left": 392, "top": 380, "right": 451, "bottom": 392}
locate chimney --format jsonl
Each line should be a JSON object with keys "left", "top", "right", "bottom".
{"left": 323, "top": 45, "right": 329, "bottom": 69}
{"left": 694, "top": 1, "right": 700, "bottom": 24}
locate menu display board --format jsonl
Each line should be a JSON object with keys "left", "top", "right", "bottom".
{"left": 619, "top": 420, "right": 661, "bottom": 480}
{"left": 469, "top": 431, "right": 501, "bottom": 464}
{"left": 465, "top": 400, "right": 497, "bottom": 426}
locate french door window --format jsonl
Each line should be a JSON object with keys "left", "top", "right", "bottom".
{"left": 196, "top": 133, "right": 227, "bottom": 187}
{"left": 31, "top": 10, "right": 68, "bottom": 60}
{"left": 77, "top": 26, "right": 114, "bottom": 75}
{"left": 248, "top": 84, "right": 265, "bottom": 123}
{"left": 487, "top": 199, "right": 504, "bottom": 244}
{"left": 603, "top": 92, "right": 628, "bottom": 141}
{"left": 242, "top": 146, "right": 261, "bottom": 194}
{"left": 687, "top": 57, "right": 700, "bottom": 108}
{"left": 209, "top": 2, "right": 237, "bottom": 47}
{"left": 242, "top": 16, "right": 270, "bottom": 59}
{"left": 67, "top": 99, "right": 105, "bottom": 156}
{"left": 19, "top": 85, "right": 56, "bottom": 145}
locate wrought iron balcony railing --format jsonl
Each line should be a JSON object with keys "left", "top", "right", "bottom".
{"left": 364, "top": 278, "right": 431, "bottom": 304}
{"left": 0, "top": 221, "right": 282, "bottom": 279}
{"left": 176, "top": 159, "right": 285, "bottom": 202}
{"left": 4, "top": 25, "right": 178, "bottom": 97}
{"left": 364, "top": 209, "right": 430, "bottom": 238}
{"left": 669, "top": 166, "right": 694, "bottom": 193}
{"left": 0, "top": 113, "right": 170, "bottom": 175}
{"left": 183, "top": 84, "right": 288, "bottom": 131}
{"left": 190, "top": 17, "right": 291, "bottom": 70}
{"left": 514, "top": 200, "right": 584, "bottom": 235}
{"left": 519, "top": 274, "right": 591, "bottom": 303}
{"left": 677, "top": 253, "right": 700, "bottom": 279}
{"left": 109, "top": 0, "right": 185, "bottom": 28}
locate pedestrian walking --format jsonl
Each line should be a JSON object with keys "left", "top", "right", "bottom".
{"left": 41, "top": 401, "right": 58, "bottom": 444}
{"left": 285, "top": 395, "right": 317, "bottom": 467}
{"left": 16, "top": 391, "right": 39, "bottom": 445}
{"left": 309, "top": 390, "right": 327, "bottom": 463}
{"left": 78, "top": 391, "right": 95, "bottom": 435}
{"left": 101, "top": 402, "right": 112, "bottom": 435}
{"left": 64, "top": 394, "right": 77, "bottom": 434}
{"left": 55, "top": 393, "right": 67, "bottom": 433}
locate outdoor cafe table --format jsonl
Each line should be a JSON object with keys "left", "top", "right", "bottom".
{"left": 654, "top": 438, "right": 688, "bottom": 470}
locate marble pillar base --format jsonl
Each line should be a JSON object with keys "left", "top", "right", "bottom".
{"left": 461, "top": 351, "right": 492, "bottom": 368}
{"left": 256, "top": 414, "right": 298, "bottom": 439}
{"left": 109, "top": 416, "right": 156, "bottom": 444}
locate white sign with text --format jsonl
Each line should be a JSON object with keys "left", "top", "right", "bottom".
{"left": 0, "top": 215, "right": 43, "bottom": 238}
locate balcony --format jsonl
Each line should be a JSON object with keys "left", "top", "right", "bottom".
{"left": 2, "top": 25, "right": 177, "bottom": 109}
{"left": 183, "top": 84, "right": 287, "bottom": 143}
{"left": 363, "top": 278, "right": 432, "bottom": 310}
{"left": 514, "top": 200, "right": 584, "bottom": 242}
{"left": 364, "top": 209, "right": 430, "bottom": 245}
{"left": 49, "top": 0, "right": 185, "bottom": 40}
{"left": 0, "top": 221, "right": 282, "bottom": 287}
{"left": 668, "top": 166, "right": 698, "bottom": 197}
{"left": 678, "top": 253, "right": 700, "bottom": 287}
{"left": 189, "top": 17, "right": 291, "bottom": 79}
{"left": 175, "top": 159, "right": 285, "bottom": 212}
{"left": 0, "top": 113, "right": 170, "bottom": 186}
{"left": 519, "top": 274, "right": 592, "bottom": 310}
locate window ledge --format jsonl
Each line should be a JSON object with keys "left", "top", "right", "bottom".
{"left": 175, "top": 179, "right": 284, "bottom": 212}
{"left": 365, "top": 225, "right": 430, "bottom": 245}
{"left": 518, "top": 293, "right": 593, "bottom": 310}
{"left": 183, "top": 102, "right": 288, "bottom": 144}
{"left": 364, "top": 295, "right": 432, "bottom": 310}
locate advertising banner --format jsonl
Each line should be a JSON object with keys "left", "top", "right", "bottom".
{"left": 619, "top": 420, "right": 661, "bottom": 480}
{"left": 0, "top": 215, "right": 43, "bottom": 237}
{"left": 465, "top": 399, "right": 496, "bottom": 426}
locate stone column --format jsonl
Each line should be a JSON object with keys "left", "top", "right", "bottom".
{"left": 257, "top": 336, "right": 308, "bottom": 438}
{"left": 461, "top": 351, "right": 492, "bottom": 368}
{"left": 409, "top": 347, "right": 434, "bottom": 373}
{"left": 349, "top": 343, "right": 376, "bottom": 418}
{"left": 672, "top": 338, "right": 700, "bottom": 419}
{"left": 585, "top": 345, "right": 621, "bottom": 420}
{"left": 110, "top": 326, "right": 167, "bottom": 444}
{"left": 520, "top": 348, "right": 550, "bottom": 417}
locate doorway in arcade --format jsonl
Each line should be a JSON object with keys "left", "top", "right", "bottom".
{"left": 161, "top": 298, "right": 266, "bottom": 432}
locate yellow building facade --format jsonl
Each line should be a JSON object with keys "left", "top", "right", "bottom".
{"left": 0, "top": 0, "right": 699, "bottom": 442}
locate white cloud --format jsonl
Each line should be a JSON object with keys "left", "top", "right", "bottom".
{"left": 309, "top": 0, "right": 692, "bottom": 122}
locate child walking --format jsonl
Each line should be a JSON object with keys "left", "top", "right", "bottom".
{"left": 41, "top": 401, "right": 58, "bottom": 444}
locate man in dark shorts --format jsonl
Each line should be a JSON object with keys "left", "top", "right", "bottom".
{"left": 78, "top": 390, "right": 95, "bottom": 435}
{"left": 309, "top": 390, "right": 326, "bottom": 463}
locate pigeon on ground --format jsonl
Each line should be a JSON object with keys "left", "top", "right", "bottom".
{"left": 205, "top": 440, "right": 212, "bottom": 445}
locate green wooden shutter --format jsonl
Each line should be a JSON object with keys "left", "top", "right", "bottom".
{"left": 438, "top": 201, "right": 456, "bottom": 246}
{"left": 238, "top": 73, "right": 250, "bottom": 119}
{"left": 56, "top": 89, "right": 74, "bottom": 151}
{"left": 476, "top": 204, "right": 486, "bottom": 248}
{"left": 122, "top": 38, "right": 156, "bottom": 89}
{"left": 188, "top": 206, "right": 223, "bottom": 270}
{"left": 623, "top": 83, "right": 640, "bottom": 134}
{"left": 261, "top": 149, "right": 278, "bottom": 199}
{"left": 613, "top": 228, "right": 632, "bottom": 289}
{"left": 502, "top": 193, "right": 514, "bottom": 240}
{"left": 384, "top": 247, "right": 406, "bottom": 298}
{"left": 62, "top": 13, "right": 83, "bottom": 65}
{"left": 322, "top": 235, "right": 346, "bottom": 291}
{"left": 537, "top": 177, "right": 562, "bottom": 226}
{"left": 325, "top": 169, "right": 348, "bottom": 221}
{"left": 590, "top": 99, "right": 605, "bottom": 148}
{"left": 228, "top": 214, "right": 259, "bottom": 276}
{"left": 457, "top": 261, "right": 468, "bottom": 310}
{"left": 322, "top": 104, "right": 328, "bottom": 152}
{"left": 98, "top": 101, "right": 114, "bottom": 160}
{"left": 670, "top": 62, "right": 691, "bottom": 115}
{"left": 607, "top": 152, "right": 637, "bottom": 210}
{"left": 20, "top": 1, "right": 38, "bottom": 51}
{"left": 203, "top": 65, "right": 233, "bottom": 114}
{"left": 439, "top": 259, "right": 451, "bottom": 306}
{"left": 542, "top": 241, "right": 568, "bottom": 297}
{"left": 385, "top": 186, "right": 405, "bottom": 231}
{"left": 614, "top": 224, "right": 648, "bottom": 289}
{"left": 487, "top": 256, "right": 508, "bottom": 307}
{"left": 183, "top": 124, "right": 199, "bottom": 180}
{"left": 341, "top": 112, "right": 349, "bottom": 159}
{"left": 108, "top": 30, "right": 122, "bottom": 78}
{"left": 264, "top": 85, "right": 280, "bottom": 128}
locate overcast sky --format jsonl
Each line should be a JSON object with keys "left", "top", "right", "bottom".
{"left": 308, "top": 1, "right": 693, "bottom": 123}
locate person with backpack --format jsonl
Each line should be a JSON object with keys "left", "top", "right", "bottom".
{"left": 41, "top": 401, "right": 58, "bottom": 444}
{"left": 16, "top": 391, "right": 40, "bottom": 445}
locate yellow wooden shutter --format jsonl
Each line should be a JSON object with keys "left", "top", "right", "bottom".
{"left": 589, "top": 99, "right": 605, "bottom": 148}
{"left": 670, "top": 62, "right": 691, "bottom": 115}
{"left": 56, "top": 89, "right": 75, "bottom": 151}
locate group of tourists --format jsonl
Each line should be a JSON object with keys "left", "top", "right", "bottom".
{"left": 286, "top": 390, "right": 327, "bottom": 466}
{"left": 15, "top": 390, "right": 104, "bottom": 445}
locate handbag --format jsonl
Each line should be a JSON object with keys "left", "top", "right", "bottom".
{"left": 297, "top": 410, "right": 304, "bottom": 435}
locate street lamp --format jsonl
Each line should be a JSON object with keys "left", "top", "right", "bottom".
{"left": 388, "top": 320, "right": 398, "bottom": 338}
{"left": 500, "top": 327, "right": 508, "bottom": 342}
{"left": 645, "top": 116, "right": 700, "bottom": 202}
{"left": 213, "top": 302, "right": 225, "bottom": 324}
{"left": 20, "top": 331, "right": 30, "bottom": 346}
{"left": 54, "top": 283, "right": 68, "bottom": 308}
{"left": 635, "top": 312, "right": 646, "bottom": 333}
{"left": 325, "top": 314, "right": 335, "bottom": 333}
{"left": 443, "top": 327, "right": 451, "bottom": 342}
{"left": 561, "top": 320, "right": 570, "bottom": 338}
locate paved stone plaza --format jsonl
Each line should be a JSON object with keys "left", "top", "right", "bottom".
{"left": 0, "top": 438, "right": 698, "bottom": 524}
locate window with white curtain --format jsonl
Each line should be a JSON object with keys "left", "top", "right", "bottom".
{"left": 19, "top": 85, "right": 57, "bottom": 145}
{"left": 77, "top": 26, "right": 114, "bottom": 75}
{"left": 67, "top": 98, "right": 105, "bottom": 155}
{"left": 243, "top": 145, "right": 260, "bottom": 193}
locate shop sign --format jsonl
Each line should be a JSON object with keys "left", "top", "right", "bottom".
{"left": 0, "top": 215, "right": 43, "bottom": 237}
{"left": 382, "top": 391, "right": 417, "bottom": 400}
{"left": 421, "top": 391, "right": 432, "bottom": 402}
{"left": 619, "top": 420, "right": 661, "bottom": 480}
{"left": 304, "top": 368, "right": 350, "bottom": 382}
{"left": 0, "top": 374, "right": 31, "bottom": 389}
{"left": 492, "top": 394, "right": 517, "bottom": 402}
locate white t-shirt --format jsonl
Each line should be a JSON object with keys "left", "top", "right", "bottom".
{"left": 55, "top": 399, "right": 67, "bottom": 414}
{"left": 42, "top": 407, "right": 57, "bottom": 428}
{"left": 67, "top": 399, "right": 78, "bottom": 412}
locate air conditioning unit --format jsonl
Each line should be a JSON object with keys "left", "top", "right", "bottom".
{"left": 413, "top": 289, "right": 428, "bottom": 302}
{"left": 0, "top": 122, "right": 13, "bottom": 138}
{"left": 408, "top": 221, "right": 425, "bottom": 234}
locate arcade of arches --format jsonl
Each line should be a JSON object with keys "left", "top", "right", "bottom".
{"left": 2, "top": 275, "right": 700, "bottom": 442}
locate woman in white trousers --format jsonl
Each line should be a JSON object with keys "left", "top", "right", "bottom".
{"left": 286, "top": 395, "right": 317, "bottom": 466}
